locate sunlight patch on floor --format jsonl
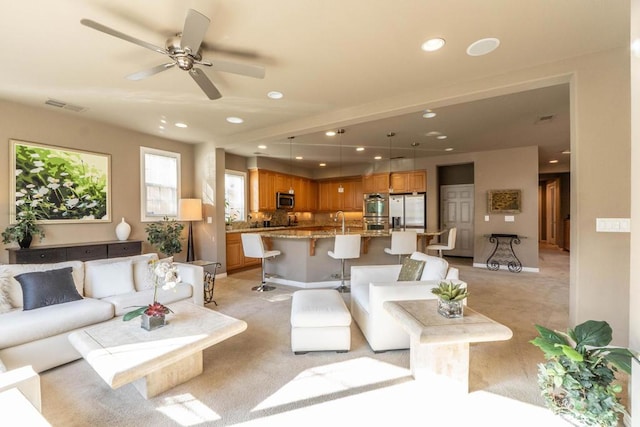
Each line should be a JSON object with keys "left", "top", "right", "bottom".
{"left": 156, "top": 393, "right": 221, "bottom": 426}
{"left": 252, "top": 357, "right": 409, "bottom": 411}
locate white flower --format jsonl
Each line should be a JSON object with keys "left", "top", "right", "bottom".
{"left": 30, "top": 153, "right": 40, "bottom": 158}
{"left": 34, "top": 161, "right": 45, "bottom": 167}
{"left": 30, "top": 167, "right": 44, "bottom": 173}
{"left": 47, "top": 183, "right": 60, "bottom": 190}
{"left": 63, "top": 181, "right": 74, "bottom": 188}
{"left": 15, "top": 169, "right": 23, "bottom": 176}
{"left": 66, "top": 198, "right": 79, "bottom": 208}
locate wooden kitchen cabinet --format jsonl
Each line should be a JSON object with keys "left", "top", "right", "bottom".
{"left": 390, "top": 170, "right": 427, "bottom": 193}
{"left": 226, "top": 232, "right": 261, "bottom": 272}
{"left": 362, "top": 173, "right": 390, "bottom": 194}
{"left": 249, "top": 169, "right": 275, "bottom": 211}
{"left": 317, "top": 177, "right": 361, "bottom": 211}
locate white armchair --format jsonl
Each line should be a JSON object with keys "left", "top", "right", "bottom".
{"left": 350, "top": 252, "right": 463, "bottom": 352}
{"left": 0, "top": 360, "right": 42, "bottom": 413}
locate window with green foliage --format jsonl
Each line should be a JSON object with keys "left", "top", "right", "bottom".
{"left": 225, "top": 171, "right": 245, "bottom": 223}
{"left": 140, "top": 147, "right": 180, "bottom": 221}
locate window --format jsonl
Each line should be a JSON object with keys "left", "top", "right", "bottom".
{"left": 140, "top": 147, "right": 180, "bottom": 221}
{"left": 225, "top": 171, "right": 246, "bottom": 223}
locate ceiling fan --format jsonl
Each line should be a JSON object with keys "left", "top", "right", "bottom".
{"left": 80, "top": 9, "right": 265, "bottom": 100}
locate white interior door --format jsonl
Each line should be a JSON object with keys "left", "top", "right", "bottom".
{"left": 545, "top": 179, "right": 560, "bottom": 246}
{"left": 440, "top": 184, "right": 474, "bottom": 257}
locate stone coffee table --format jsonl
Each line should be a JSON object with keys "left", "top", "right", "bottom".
{"left": 383, "top": 299, "right": 512, "bottom": 394}
{"left": 68, "top": 300, "right": 247, "bottom": 399}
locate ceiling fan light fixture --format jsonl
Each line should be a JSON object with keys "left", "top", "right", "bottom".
{"left": 421, "top": 38, "right": 446, "bottom": 52}
{"left": 467, "top": 37, "right": 500, "bottom": 56}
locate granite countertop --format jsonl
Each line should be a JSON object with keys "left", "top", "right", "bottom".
{"left": 251, "top": 229, "right": 441, "bottom": 239}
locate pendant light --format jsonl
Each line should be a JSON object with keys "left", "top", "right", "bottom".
{"left": 337, "top": 129, "right": 345, "bottom": 193}
{"left": 288, "top": 136, "right": 295, "bottom": 194}
{"left": 387, "top": 132, "right": 395, "bottom": 193}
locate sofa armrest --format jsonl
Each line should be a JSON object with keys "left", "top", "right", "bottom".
{"left": 0, "top": 365, "right": 41, "bottom": 412}
{"left": 369, "top": 279, "right": 468, "bottom": 311}
{"left": 446, "top": 267, "right": 459, "bottom": 280}
{"left": 175, "top": 263, "right": 204, "bottom": 306}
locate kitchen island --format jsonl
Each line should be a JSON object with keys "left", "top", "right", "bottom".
{"left": 249, "top": 228, "right": 442, "bottom": 287}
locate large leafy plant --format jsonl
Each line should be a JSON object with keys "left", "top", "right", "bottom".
{"left": 530, "top": 320, "right": 636, "bottom": 427}
{"left": 145, "top": 216, "right": 184, "bottom": 257}
{"left": 2, "top": 208, "right": 45, "bottom": 246}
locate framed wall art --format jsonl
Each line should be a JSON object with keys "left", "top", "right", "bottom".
{"left": 488, "top": 189, "right": 522, "bottom": 214}
{"left": 10, "top": 139, "right": 111, "bottom": 223}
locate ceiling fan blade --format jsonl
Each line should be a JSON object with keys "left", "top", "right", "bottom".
{"left": 201, "top": 42, "right": 260, "bottom": 59}
{"left": 80, "top": 19, "right": 167, "bottom": 55}
{"left": 189, "top": 68, "right": 222, "bottom": 100}
{"left": 208, "top": 60, "right": 265, "bottom": 79}
{"left": 181, "top": 9, "right": 210, "bottom": 54}
{"left": 126, "top": 63, "right": 175, "bottom": 81}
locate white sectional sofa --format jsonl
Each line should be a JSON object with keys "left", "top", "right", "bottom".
{"left": 0, "top": 253, "right": 204, "bottom": 373}
{"left": 350, "top": 251, "right": 464, "bottom": 352}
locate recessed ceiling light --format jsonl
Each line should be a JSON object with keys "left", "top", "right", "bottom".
{"left": 437, "top": 135, "right": 448, "bottom": 140}
{"left": 159, "top": 125, "right": 165, "bottom": 130}
{"left": 374, "top": 155, "right": 382, "bottom": 160}
{"left": 467, "top": 37, "right": 500, "bottom": 56}
{"left": 421, "top": 38, "right": 446, "bottom": 52}
{"left": 445, "top": 148, "right": 454, "bottom": 152}
{"left": 549, "top": 159, "right": 559, "bottom": 164}
{"left": 422, "top": 110, "right": 437, "bottom": 119}
{"left": 426, "top": 131, "right": 441, "bottom": 137}
{"left": 258, "top": 145, "right": 267, "bottom": 149}
{"left": 175, "top": 122, "right": 188, "bottom": 128}
{"left": 160, "top": 119, "right": 167, "bottom": 124}
{"left": 325, "top": 131, "right": 337, "bottom": 137}
{"left": 295, "top": 156, "right": 303, "bottom": 160}
{"left": 226, "top": 117, "right": 244, "bottom": 124}
{"left": 356, "top": 147, "right": 365, "bottom": 152}
{"left": 562, "top": 149, "right": 571, "bottom": 154}
{"left": 267, "top": 91, "right": 284, "bottom": 99}
{"left": 319, "top": 163, "right": 326, "bottom": 167}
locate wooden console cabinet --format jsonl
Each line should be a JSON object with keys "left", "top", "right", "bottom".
{"left": 6, "top": 240, "right": 142, "bottom": 264}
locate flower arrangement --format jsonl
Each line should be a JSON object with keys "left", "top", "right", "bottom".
{"left": 123, "top": 260, "right": 181, "bottom": 321}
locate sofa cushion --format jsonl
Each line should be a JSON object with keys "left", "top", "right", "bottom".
{"left": 0, "top": 261, "right": 84, "bottom": 308}
{"left": 397, "top": 258, "right": 426, "bottom": 281}
{"left": 0, "top": 298, "right": 114, "bottom": 349}
{"left": 409, "top": 252, "right": 449, "bottom": 281}
{"left": 14, "top": 267, "right": 83, "bottom": 310}
{"left": 84, "top": 259, "right": 135, "bottom": 299}
{"left": 101, "top": 283, "right": 194, "bottom": 316}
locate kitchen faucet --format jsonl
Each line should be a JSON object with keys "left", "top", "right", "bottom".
{"left": 335, "top": 211, "right": 345, "bottom": 234}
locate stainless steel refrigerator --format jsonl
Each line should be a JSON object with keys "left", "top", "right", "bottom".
{"left": 389, "top": 193, "right": 426, "bottom": 229}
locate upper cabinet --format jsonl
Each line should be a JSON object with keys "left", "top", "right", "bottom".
{"left": 362, "top": 173, "right": 390, "bottom": 194}
{"left": 390, "top": 170, "right": 426, "bottom": 193}
{"left": 317, "top": 177, "right": 362, "bottom": 212}
{"left": 249, "top": 169, "right": 316, "bottom": 212}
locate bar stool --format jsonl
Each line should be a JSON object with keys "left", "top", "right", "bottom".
{"left": 383, "top": 230, "right": 418, "bottom": 263}
{"left": 241, "top": 233, "right": 280, "bottom": 292}
{"left": 427, "top": 227, "right": 457, "bottom": 257}
{"left": 328, "top": 234, "right": 361, "bottom": 293}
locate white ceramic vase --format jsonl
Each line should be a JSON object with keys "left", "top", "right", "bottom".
{"left": 115, "top": 217, "right": 131, "bottom": 241}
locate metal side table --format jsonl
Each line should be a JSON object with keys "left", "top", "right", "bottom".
{"left": 189, "top": 260, "right": 221, "bottom": 305}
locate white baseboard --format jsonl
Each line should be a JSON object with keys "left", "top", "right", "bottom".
{"left": 472, "top": 263, "right": 540, "bottom": 273}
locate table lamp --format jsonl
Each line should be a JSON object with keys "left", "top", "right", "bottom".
{"left": 179, "top": 198, "right": 202, "bottom": 262}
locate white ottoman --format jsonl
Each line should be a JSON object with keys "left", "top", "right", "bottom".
{"left": 291, "top": 289, "right": 351, "bottom": 354}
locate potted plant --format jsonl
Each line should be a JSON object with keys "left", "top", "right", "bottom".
{"left": 431, "top": 281, "right": 468, "bottom": 318}
{"left": 1, "top": 209, "right": 45, "bottom": 248}
{"left": 530, "top": 320, "right": 636, "bottom": 427}
{"left": 123, "top": 260, "right": 181, "bottom": 330}
{"left": 145, "top": 216, "right": 184, "bottom": 257}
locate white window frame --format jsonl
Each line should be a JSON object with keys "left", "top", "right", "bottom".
{"left": 225, "top": 170, "right": 247, "bottom": 223}
{"left": 140, "top": 147, "right": 181, "bottom": 222}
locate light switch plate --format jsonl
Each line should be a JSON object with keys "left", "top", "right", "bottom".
{"left": 484, "top": 215, "right": 490, "bottom": 222}
{"left": 505, "top": 215, "right": 515, "bottom": 222}
{"left": 207, "top": 217, "right": 212, "bottom": 224}
{"left": 596, "top": 218, "right": 630, "bottom": 232}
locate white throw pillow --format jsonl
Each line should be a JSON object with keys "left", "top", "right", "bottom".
{"left": 85, "top": 259, "right": 135, "bottom": 299}
{"left": 0, "top": 270, "right": 13, "bottom": 313}
{"left": 409, "top": 251, "right": 449, "bottom": 281}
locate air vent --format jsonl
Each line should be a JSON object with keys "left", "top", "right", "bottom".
{"left": 45, "top": 99, "right": 86, "bottom": 113}
{"left": 535, "top": 114, "right": 554, "bottom": 124}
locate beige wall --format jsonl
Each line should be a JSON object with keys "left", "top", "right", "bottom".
{"left": 0, "top": 100, "right": 195, "bottom": 263}
{"left": 630, "top": 0, "right": 640, "bottom": 352}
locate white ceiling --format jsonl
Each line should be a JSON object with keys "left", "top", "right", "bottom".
{"left": 0, "top": 1, "right": 629, "bottom": 173}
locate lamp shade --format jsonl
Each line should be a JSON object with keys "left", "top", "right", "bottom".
{"left": 178, "top": 198, "right": 203, "bottom": 221}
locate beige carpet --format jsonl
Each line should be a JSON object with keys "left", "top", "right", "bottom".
{"left": 38, "top": 245, "right": 599, "bottom": 426}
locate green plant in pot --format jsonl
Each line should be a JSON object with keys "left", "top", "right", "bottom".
{"left": 530, "top": 320, "right": 637, "bottom": 427}
{"left": 145, "top": 216, "right": 184, "bottom": 257}
{"left": 1, "top": 209, "right": 45, "bottom": 248}
{"left": 431, "top": 281, "right": 468, "bottom": 318}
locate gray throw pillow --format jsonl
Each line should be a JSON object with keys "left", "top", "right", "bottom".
{"left": 14, "top": 267, "right": 83, "bottom": 310}
{"left": 397, "top": 258, "right": 426, "bottom": 281}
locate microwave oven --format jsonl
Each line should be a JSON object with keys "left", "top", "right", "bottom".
{"left": 276, "top": 192, "right": 295, "bottom": 209}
